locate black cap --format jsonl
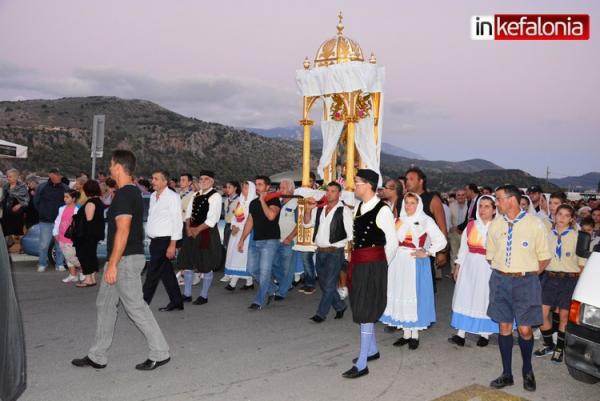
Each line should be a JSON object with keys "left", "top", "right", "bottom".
{"left": 356, "top": 169, "right": 379, "bottom": 186}
{"left": 48, "top": 167, "right": 61, "bottom": 175}
{"left": 527, "top": 185, "right": 542, "bottom": 194}
{"left": 199, "top": 170, "right": 215, "bottom": 178}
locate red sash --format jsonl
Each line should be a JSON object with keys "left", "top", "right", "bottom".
{"left": 347, "top": 246, "right": 386, "bottom": 291}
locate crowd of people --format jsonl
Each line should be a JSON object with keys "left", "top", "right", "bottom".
{"left": 1, "top": 151, "right": 599, "bottom": 390}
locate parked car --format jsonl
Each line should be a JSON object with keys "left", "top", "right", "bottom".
{"left": 565, "top": 241, "right": 600, "bottom": 384}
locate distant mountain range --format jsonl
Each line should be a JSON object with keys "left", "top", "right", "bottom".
{"left": 248, "top": 126, "right": 425, "bottom": 159}
{"left": 0, "top": 96, "right": 558, "bottom": 191}
{"left": 550, "top": 172, "right": 600, "bottom": 192}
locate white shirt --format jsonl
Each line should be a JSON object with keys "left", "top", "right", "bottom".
{"left": 449, "top": 201, "right": 467, "bottom": 229}
{"left": 305, "top": 200, "right": 353, "bottom": 248}
{"left": 279, "top": 198, "right": 298, "bottom": 242}
{"left": 184, "top": 189, "right": 222, "bottom": 228}
{"left": 354, "top": 195, "right": 398, "bottom": 263}
{"left": 147, "top": 188, "right": 183, "bottom": 240}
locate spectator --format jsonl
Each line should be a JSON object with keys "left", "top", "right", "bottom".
{"left": 53, "top": 189, "right": 82, "bottom": 283}
{"left": 33, "top": 168, "right": 68, "bottom": 272}
{"left": 24, "top": 175, "right": 40, "bottom": 229}
{"left": 74, "top": 180, "right": 106, "bottom": 287}
{"left": 1, "top": 169, "right": 29, "bottom": 247}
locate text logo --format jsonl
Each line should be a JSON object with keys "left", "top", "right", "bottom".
{"left": 471, "top": 14, "right": 590, "bottom": 40}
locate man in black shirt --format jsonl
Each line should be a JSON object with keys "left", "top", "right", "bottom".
{"left": 238, "top": 175, "right": 281, "bottom": 309}
{"left": 72, "top": 149, "right": 170, "bottom": 371}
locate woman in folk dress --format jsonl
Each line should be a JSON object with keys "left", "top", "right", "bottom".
{"left": 380, "top": 192, "right": 447, "bottom": 350}
{"left": 449, "top": 195, "right": 499, "bottom": 347}
{"left": 223, "top": 181, "right": 256, "bottom": 290}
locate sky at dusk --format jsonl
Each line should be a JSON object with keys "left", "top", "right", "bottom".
{"left": 0, "top": 0, "right": 598, "bottom": 178}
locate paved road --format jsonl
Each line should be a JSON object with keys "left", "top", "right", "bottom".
{"left": 11, "top": 260, "right": 598, "bottom": 401}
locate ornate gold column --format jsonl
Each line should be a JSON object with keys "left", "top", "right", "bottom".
{"left": 300, "top": 118, "right": 314, "bottom": 187}
{"left": 345, "top": 116, "right": 358, "bottom": 191}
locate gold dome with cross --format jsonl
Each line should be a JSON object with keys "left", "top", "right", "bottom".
{"left": 313, "top": 12, "right": 365, "bottom": 67}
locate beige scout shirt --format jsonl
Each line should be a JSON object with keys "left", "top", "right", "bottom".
{"left": 486, "top": 213, "right": 552, "bottom": 273}
{"left": 546, "top": 228, "right": 587, "bottom": 273}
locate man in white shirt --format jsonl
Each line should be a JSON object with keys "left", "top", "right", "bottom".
{"left": 449, "top": 189, "right": 468, "bottom": 275}
{"left": 270, "top": 179, "right": 298, "bottom": 301}
{"left": 143, "top": 170, "right": 184, "bottom": 311}
{"left": 304, "top": 182, "right": 353, "bottom": 323}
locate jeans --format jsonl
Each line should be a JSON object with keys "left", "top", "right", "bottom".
{"left": 247, "top": 239, "right": 279, "bottom": 306}
{"left": 88, "top": 255, "right": 170, "bottom": 365}
{"left": 271, "top": 242, "right": 295, "bottom": 298}
{"left": 38, "top": 222, "right": 64, "bottom": 268}
{"left": 301, "top": 251, "right": 316, "bottom": 288}
{"left": 315, "top": 248, "right": 346, "bottom": 319}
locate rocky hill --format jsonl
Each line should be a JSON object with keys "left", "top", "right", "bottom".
{"left": 0, "top": 97, "right": 555, "bottom": 191}
{"left": 0, "top": 97, "right": 307, "bottom": 180}
{"left": 550, "top": 172, "right": 600, "bottom": 192}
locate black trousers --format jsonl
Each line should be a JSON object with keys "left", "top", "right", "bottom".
{"left": 143, "top": 237, "right": 183, "bottom": 305}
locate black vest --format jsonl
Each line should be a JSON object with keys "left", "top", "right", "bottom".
{"left": 420, "top": 191, "right": 435, "bottom": 220}
{"left": 190, "top": 189, "right": 217, "bottom": 226}
{"left": 353, "top": 200, "right": 387, "bottom": 249}
{"left": 313, "top": 206, "right": 347, "bottom": 244}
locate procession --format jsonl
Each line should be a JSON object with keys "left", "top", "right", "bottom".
{"left": 1, "top": 3, "right": 599, "bottom": 401}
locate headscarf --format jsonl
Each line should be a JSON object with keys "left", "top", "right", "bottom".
{"left": 474, "top": 194, "right": 496, "bottom": 238}
{"left": 398, "top": 192, "right": 427, "bottom": 241}
{"left": 521, "top": 195, "right": 536, "bottom": 215}
{"left": 233, "top": 181, "right": 257, "bottom": 225}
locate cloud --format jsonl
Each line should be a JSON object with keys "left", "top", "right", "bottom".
{"left": 0, "top": 62, "right": 299, "bottom": 128}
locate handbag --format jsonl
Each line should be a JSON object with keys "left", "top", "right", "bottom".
{"left": 64, "top": 212, "right": 84, "bottom": 240}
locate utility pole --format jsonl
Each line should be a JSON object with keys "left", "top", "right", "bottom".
{"left": 545, "top": 166, "right": 550, "bottom": 188}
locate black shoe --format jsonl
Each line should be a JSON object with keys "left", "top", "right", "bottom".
{"left": 310, "top": 315, "right": 325, "bottom": 323}
{"left": 192, "top": 296, "right": 208, "bottom": 305}
{"left": 248, "top": 303, "right": 261, "bottom": 310}
{"left": 393, "top": 338, "right": 410, "bottom": 347}
{"left": 489, "top": 374, "right": 514, "bottom": 389}
{"left": 408, "top": 339, "right": 419, "bottom": 350}
{"left": 476, "top": 336, "right": 489, "bottom": 347}
{"left": 342, "top": 366, "right": 369, "bottom": 379}
{"left": 266, "top": 294, "right": 275, "bottom": 305}
{"left": 448, "top": 335, "right": 465, "bottom": 347}
{"left": 334, "top": 308, "right": 347, "bottom": 319}
{"left": 274, "top": 295, "right": 285, "bottom": 301}
{"left": 551, "top": 348, "right": 564, "bottom": 364}
{"left": 523, "top": 371, "right": 536, "bottom": 392}
{"left": 71, "top": 356, "right": 106, "bottom": 369}
{"left": 353, "top": 352, "right": 380, "bottom": 364}
{"left": 158, "top": 303, "right": 184, "bottom": 312}
{"left": 135, "top": 357, "right": 171, "bottom": 371}
{"left": 240, "top": 284, "right": 255, "bottom": 290}
{"left": 182, "top": 296, "right": 192, "bottom": 303}
{"left": 224, "top": 284, "right": 235, "bottom": 291}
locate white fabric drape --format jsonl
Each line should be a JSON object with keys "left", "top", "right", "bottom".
{"left": 317, "top": 120, "right": 344, "bottom": 179}
{"left": 296, "top": 62, "right": 385, "bottom": 97}
{"left": 355, "top": 117, "right": 382, "bottom": 186}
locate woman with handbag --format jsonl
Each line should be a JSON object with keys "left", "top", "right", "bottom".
{"left": 74, "top": 180, "right": 105, "bottom": 288}
{"left": 53, "top": 189, "right": 82, "bottom": 283}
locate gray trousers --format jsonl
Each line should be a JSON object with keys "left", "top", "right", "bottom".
{"left": 88, "top": 254, "right": 170, "bottom": 365}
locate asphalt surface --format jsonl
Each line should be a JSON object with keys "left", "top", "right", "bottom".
{"left": 11, "top": 259, "right": 599, "bottom": 401}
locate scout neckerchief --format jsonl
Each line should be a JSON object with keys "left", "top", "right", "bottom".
{"left": 180, "top": 186, "right": 193, "bottom": 200}
{"left": 552, "top": 226, "right": 573, "bottom": 259}
{"left": 502, "top": 209, "right": 527, "bottom": 267}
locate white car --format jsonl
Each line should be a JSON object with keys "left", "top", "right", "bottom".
{"left": 565, "top": 239, "right": 600, "bottom": 384}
